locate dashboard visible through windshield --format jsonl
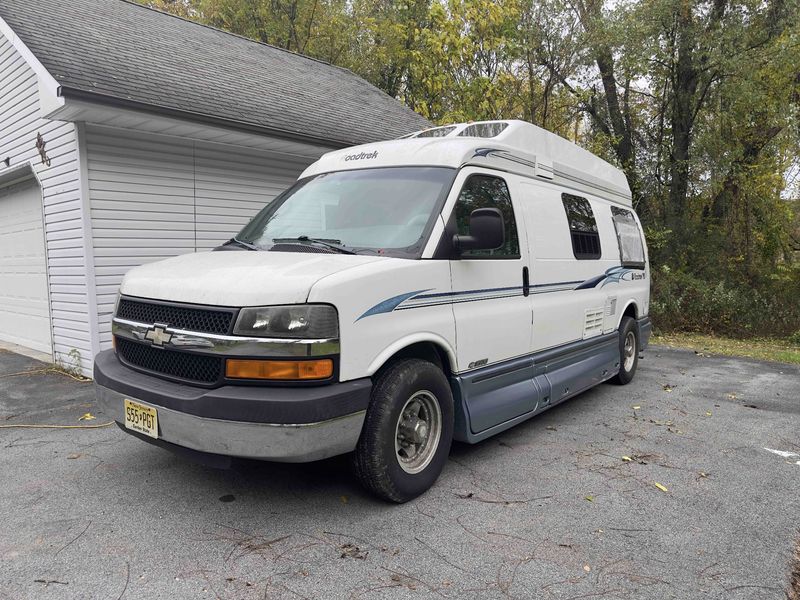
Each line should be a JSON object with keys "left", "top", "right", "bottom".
{"left": 236, "top": 167, "right": 456, "bottom": 258}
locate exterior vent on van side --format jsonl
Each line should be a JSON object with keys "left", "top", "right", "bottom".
{"left": 605, "top": 297, "right": 617, "bottom": 317}
{"left": 583, "top": 308, "right": 604, "bottom": 339}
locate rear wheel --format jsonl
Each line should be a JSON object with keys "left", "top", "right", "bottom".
{"left": 613, "top": 316, "right": 639, "bottom": 385}
{"left": 353, "top": 358, "right": 454, "bottom": 503}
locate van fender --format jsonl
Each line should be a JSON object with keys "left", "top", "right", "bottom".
{"left": 616, "top": 299, "right": 639, "bottom": 329}
{"left": 366, "top": 333, "right": 457, "bottom": 377}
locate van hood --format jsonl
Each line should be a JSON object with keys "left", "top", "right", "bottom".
{"left": 119, "top": 251, "right": 387, "bottom": 307}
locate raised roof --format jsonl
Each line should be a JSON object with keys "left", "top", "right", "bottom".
{"left": 301, "top": 120, "right": 632, "bottom": 206}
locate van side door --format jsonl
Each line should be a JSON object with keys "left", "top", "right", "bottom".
{"left": 438, "top": 169, "right": 536, "bottom": 433}
{"left": 518, "top": 182, "right": 615, "bottom": 350}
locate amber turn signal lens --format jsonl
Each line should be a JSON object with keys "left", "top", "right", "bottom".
{"left": 225, "top": 358, "right": 333, "bottom": 380}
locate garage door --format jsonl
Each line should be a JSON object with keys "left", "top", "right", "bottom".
{"left": 0, "top": 177, "right": 51, "bottom": 353}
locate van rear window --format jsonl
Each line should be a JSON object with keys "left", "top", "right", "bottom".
{"left": 610, "top": 206, "right": 646, "bottom": 268}
{"left": 561, "top": 194, "right": 601, "bottom": 260}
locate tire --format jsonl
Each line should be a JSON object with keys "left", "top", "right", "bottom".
{"left": 613, "top": 316, "right": 639, "bottom": 385}
{"left": 353, "top": 358, "right": 454, "bottom": 503}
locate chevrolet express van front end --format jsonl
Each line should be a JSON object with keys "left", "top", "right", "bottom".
{"left": 94, "top": 297, "right": 372, "bottom": 462}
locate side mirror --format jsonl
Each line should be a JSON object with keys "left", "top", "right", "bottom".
{"left": 453, "top": 207, "right": 505, "bottom": 253}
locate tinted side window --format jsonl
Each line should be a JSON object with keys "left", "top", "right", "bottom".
{"left": 610, "top": 206, "right": 646, "bottom": 268}
{"left": 455, "top": 175, "right": 520, "bottom": 258}
{"left": 561, "top": 193, "right": 601, "bottom": 259}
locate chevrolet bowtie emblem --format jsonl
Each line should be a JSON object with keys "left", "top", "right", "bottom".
{"left": 145, "top": 325, "right": 172, "bottom": 347}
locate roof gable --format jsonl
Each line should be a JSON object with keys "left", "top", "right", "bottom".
{"left": 0, "top": 0, "right": 430, "bottom": 147}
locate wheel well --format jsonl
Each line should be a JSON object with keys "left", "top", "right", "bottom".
{"left": 622, "top": 302, "right": 638, "bottom": 321}
{"left": 376, "top": 342, "right": 453, "bottom": 379}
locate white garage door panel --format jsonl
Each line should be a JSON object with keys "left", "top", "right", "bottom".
{"left": 0, "top": 178, "right": 51, "bottom": 353}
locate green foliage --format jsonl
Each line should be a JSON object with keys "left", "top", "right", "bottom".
{"left": 651, "top": 265, "right": 800, "bottom": 338}
{"left": 54, "top": 348, "right": 85, "bottom": 378}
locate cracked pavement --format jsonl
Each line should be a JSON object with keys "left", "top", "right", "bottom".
{"left": 0, "top": 345, "right": 798, "bottom": 599}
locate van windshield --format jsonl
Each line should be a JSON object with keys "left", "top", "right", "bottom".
{"left": 236, "top": 167, "right": 456, "bottom": 257}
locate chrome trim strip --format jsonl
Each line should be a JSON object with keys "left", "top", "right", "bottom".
{"left": 112, "top": 317, "right": 340, "bottom": 357}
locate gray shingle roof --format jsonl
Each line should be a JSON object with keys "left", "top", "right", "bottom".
{"left": 0, "top": 0, "right": 430, "bottom": 146}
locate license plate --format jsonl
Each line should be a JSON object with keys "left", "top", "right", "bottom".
{"left": 124, "top": 399, "right": 158, "bottom": 439}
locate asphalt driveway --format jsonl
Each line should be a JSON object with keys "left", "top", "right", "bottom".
{"left": 0, "top": 345, "right": 798, "bottom": 599}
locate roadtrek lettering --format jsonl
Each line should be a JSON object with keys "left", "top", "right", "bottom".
{"left": 344, "top": 151, "right": 378, "bottom": 161}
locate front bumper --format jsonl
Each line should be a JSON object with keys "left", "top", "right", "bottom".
{"left": 94, "top": 349, "right": 371, "bottom": 462}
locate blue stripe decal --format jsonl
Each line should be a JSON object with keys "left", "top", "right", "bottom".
{"left": 600, "top": 266, "right": 632, "bottom": 287}
{"left": 531, "top": 280, "right": 583, "bottom": 288}
{"left": 355, "top": 269, "right": 634, "bottom": 321}
{"left": 574, "top": 274, "right": 608, "bottom": 290}
{"left": 415, "top": 285, "right": 522, "bottom": 300}
{"left": 355, "top": 289, "right": 431, "bottom": 321}
{"left": 575, "top": 266, "right": 632, "bottom": 289}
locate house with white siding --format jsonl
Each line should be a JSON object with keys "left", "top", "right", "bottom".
{"left": 0, "top": 0, "right": 429, "bottom": 376}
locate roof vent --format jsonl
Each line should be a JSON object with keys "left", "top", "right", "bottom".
{"left": 458, "top": 122, "right": 509, "bottom": 138}
{"left": 413, "top": 126, "right": 457, "bottom": 138}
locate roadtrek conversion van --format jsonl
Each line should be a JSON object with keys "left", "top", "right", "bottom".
{"left": 95, "top": 120, "right": 651, "bottom": 502}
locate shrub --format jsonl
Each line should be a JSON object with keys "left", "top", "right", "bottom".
{"left": 650, "top": 266, "right": 800, "bottom": 338}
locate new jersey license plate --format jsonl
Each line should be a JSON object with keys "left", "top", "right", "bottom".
{"left": 124, "top": 399, "right": 158, "bottom": 439}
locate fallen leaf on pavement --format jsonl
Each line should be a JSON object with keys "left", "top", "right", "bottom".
{"left": 621, "top": 456, "right": 633, "bottom": 462}
{"left": 585, "top": 495, "right": 594, "bottom": 502}
{"left": 340, "top": 543, "right": 367, "bottom": 560}
{"left": 654, "top": 482, "right": 668, "bottom": 492}
{"left": 66, "top": 453, "right": 84, "bottom": 460}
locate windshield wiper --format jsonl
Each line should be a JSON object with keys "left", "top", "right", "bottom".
{"left": 224, "top": 237, "right": 260, "bottom": 251}
{"left": 272, "top": 236, "right": 357, "bottom": 255}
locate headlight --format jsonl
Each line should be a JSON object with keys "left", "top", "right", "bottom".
{"left": 233, "top": 305, "right": 338, "bottom": 339}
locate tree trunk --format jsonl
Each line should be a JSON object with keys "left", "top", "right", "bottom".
{"left": 667, "top": 0, "right": 699, "bottom": 259}
{"left": 577, "top": 0, "right": 641, "bottom": 210}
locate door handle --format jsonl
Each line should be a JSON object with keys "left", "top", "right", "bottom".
{"left": 522, "top": 266, "right": 530, "bottom": 297}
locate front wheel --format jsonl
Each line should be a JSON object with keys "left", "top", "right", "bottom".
{"left": 613, "top": 316, "right": 639, "bottom": 385}
{"left": 353, "top": 358, "right": 454, "bottom": 503}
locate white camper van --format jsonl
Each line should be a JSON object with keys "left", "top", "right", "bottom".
{"left": 95, "top": 120, "right": 650, "bottom": 502}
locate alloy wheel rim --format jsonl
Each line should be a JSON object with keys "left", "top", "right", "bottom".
{"left": 624, "top": 331, "right": 636, "bottom": 371}
{"left": 394, "top": 390, "right": 442, "bottom": 474}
